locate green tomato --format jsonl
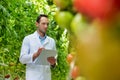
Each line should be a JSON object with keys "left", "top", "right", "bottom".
{"left": 55, "top": 11, "right": 73, "bottom": 28}
{"left": 76, "top": 20, "right": 120, "bottom": 80}
{"left": 70, "top": 13, "right": 88, "bottom": 35}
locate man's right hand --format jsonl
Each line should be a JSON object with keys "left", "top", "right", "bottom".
{"left": 33, "top": 48, "right": 44, "bottom": 61}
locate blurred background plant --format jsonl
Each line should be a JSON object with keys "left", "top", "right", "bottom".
{"left": 0, "top": 0, "right": 69, "bottom": 80}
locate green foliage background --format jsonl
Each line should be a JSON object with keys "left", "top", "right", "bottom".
{"left": 0, "top": 0, "right": 69, "bottom": 80}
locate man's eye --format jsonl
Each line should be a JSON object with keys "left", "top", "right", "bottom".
{"left": 42, "top": 23, "right": 49, "bottom": 25}
{"left": 42, "top": 23, "right": 46, "bottom": 25}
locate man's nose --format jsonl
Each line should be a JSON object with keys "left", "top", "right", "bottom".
{"left": 45, "top": 24, "right": 48, "bottom": 28}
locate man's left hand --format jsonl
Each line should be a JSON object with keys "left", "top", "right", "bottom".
{"left": 47, "top": 57, "right": 56, "bottom": 65}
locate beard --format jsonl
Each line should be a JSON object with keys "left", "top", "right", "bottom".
{"left": 38, "top": 28, "right": 46, "bottom": 35}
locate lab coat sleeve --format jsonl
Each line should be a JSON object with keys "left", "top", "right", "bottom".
{"left": 53, "top": 39, "right": 57, "bottom": 59}
{"left": 19, "top": 36, "right": 34, "bottom": 64}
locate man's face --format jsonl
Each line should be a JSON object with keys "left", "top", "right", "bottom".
{"left": 36, "top": 17, "right": 49, "bottom": 34}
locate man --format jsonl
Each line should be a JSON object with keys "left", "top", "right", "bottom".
{"left": 19, "top": 14, "right": 57, "bottom": 80}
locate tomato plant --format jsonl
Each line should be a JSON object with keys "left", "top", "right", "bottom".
{"left": 54, "top": 0, "right": 120, "bottom": 80}
{"left": 0, "top": 0, "right": 69, "bottom": 80}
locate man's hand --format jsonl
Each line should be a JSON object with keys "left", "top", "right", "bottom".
{"left": 33, "top": 48, "right": 44, "bottom": 61}
{"left": 47, "top": 57, "right": 56, "bottom": 65}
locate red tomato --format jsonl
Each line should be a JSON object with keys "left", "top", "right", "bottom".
{"left": 114, "top": 0, "right": 120, "bottom": 9}
{"left": 71, "top": 66, "right": 80, "bottom": 79}
{"left": 73, "top": 0, "right": 118, "bottom": 19}
{"left": 67, "top": 54, "right": 74, "bottom": 64}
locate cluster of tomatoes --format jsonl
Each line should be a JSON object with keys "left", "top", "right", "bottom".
{"left": 54, "top": 0, "right": 120, "bottom": 80}
{"left": 54, "top": 0, "right": 120, "bottom": 21}
{"left": 54, "top": 0, "right": 120, "bottom": 36}
{"left": 66, "top": 52, "right": 86, "bottom": 80}
{"left": 66, "top": 53, "right": 78, "bottom": 80}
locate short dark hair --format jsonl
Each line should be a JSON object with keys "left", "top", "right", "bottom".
{"left": 36, "top": 14, "right": 48, "bottom": 23}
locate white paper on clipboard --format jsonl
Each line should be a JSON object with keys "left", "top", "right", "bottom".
{"left": 35, "top": 49, "right": 57, "bottom": 65}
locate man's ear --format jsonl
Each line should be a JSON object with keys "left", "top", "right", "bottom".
{"left": 36, "top": 22, "right": 39, "bottom": 27}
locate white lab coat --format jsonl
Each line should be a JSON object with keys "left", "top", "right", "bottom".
{"left": 19, "top": 31, "right": 56, "bottom": 80}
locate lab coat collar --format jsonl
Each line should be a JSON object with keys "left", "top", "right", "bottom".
{"left": 36, "top": 31, "right": 47, "bottom": 41}
{"left": 33, "top": 31, "right": 49, "bottom": 46}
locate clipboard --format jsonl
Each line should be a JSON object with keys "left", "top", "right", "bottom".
{"left": 35, "top": 49, "right": 57, "bottom": 65}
